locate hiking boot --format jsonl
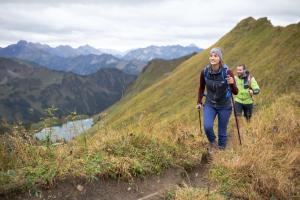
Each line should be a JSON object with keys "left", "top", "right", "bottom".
{"left": 207, "top": 142, "right": 218, "bottom": 154}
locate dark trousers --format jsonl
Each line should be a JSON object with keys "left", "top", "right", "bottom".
{"left": 235, "top": 101, "right": 253, "bottom": 121}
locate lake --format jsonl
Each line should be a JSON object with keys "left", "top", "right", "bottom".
{"left": 35, "top": 118, "right": 93, "bottom": 142}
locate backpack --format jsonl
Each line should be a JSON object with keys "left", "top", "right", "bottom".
{"left": 204, "top": 64, "right": 232, "bottom": 98}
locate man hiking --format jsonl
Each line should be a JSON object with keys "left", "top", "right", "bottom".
{"left": 196, "top": 48, "right": 238, "bottom": 153}
{"left": 234, "top": 64, "right": 260, "bottom": 122}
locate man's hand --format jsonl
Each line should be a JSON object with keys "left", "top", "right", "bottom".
{"left": 249, "top": 89, "right": 254, "bottom": 96}
{"left": 226, "top": 75, "right": 234, "bottom": 85}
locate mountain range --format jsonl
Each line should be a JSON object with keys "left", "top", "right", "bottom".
{"left": 123, "top": 44, "right": 202, "bottom": 61}
{"left": 0, "top": 41, "right": 145, "bottom": 75}
{"left": 0, "top": 41, "right": 202, "bottom": 75}
{"left": 0, "top": 57, "right": 136, "bottom": 123}
{"left": 0, "top": 40, "right": 202, "bottom": 123}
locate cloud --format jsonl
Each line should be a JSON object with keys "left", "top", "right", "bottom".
{"left": 0, "top": 0, "right": 299, "bottom": 50}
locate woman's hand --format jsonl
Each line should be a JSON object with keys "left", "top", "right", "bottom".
{"left": 196, "top": 103, "right": 202, "bottom": 110}
{"left": 226, "top": 75, "right": 234, "bottom": 85}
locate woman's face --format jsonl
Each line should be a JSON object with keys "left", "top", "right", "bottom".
{"left": 209, "top": 53, "right": 220, "bottom": 66}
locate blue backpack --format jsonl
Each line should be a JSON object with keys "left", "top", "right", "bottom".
{"left": 203, "top": 64, "right": 232, "bottom": 99}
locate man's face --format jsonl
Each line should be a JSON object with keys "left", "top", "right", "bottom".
{"left": 237, "top": 66, "right": 245, "bottom": 77}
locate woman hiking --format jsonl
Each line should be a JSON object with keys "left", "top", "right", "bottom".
{"left": 196, "top": 48, "right": 238, "bottom": 153}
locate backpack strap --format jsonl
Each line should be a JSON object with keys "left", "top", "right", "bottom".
{"left": 221, "top": 64, "right": 229, "bottom": 81}
{"left": 203, "top": 64, "right": 210, "bottom": 81}
{"left": 204, "top": 64, "right": 228, "bottom": 81}
{"left": 222, "top": 64, "right": 232, "bottom": 98}
{"left": 247, "top": 74, "right": 252, "bottom": 89}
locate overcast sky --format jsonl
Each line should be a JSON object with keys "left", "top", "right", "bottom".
{"left": 0, "top": 0, "right": 299, "bottom": 51}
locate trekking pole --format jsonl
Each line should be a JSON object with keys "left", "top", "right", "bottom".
{"left": 198, "top": 108, "right": 203, "bottom": 134}
{"left": 230, "top": 94, "right": 242, "bottom": 145}
{"left": 197, "top": 93, "right": 206, "bottom": 135}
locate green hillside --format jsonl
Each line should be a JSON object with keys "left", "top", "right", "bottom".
{"left": 93, "top": 17, "right": 300, "bottom": 198}
{"left": 102, "top": 17, "right": 300, "bottom": 129}
{"left": 125, "top": 53, "right": 196, "bottom": 96}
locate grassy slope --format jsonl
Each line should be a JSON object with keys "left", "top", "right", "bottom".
{"left": 211, "top": 93, "right": 299, "bottom": 199}
{"left": 125, "top": 53, "right": 196, "bottom": 96}
{"left": 169, "top": 93, "right": 299, "bottom": 199}
{"left": 102, "top": 17, "right": 300, "bottom": 130}
{"left": 97, "top": 17, "right": 300, "bottom": 199}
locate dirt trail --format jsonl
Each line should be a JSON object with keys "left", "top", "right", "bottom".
{"left": 2, "top": 160, "right": 210, "bottom": 200}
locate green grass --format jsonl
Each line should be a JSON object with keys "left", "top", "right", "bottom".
{"left": 0, "top": 120, "right": 205, "bottom": 193}
{"left": 125, "top": 53, "right": 195, "bottom": 96}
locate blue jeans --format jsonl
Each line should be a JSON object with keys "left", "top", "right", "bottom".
{"left": 203, "top": 104, "right": 232, "bottom": 148}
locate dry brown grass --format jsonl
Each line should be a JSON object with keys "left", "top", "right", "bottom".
{"left": 172, "top": 185, "right": 225, "bottom": 200}
{"left": 212, "top": 93, "right": 300, "bottom": 199}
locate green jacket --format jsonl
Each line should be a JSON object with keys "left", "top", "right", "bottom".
{"left": 234, "top": 75, "right": 260, "bottom": 104}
